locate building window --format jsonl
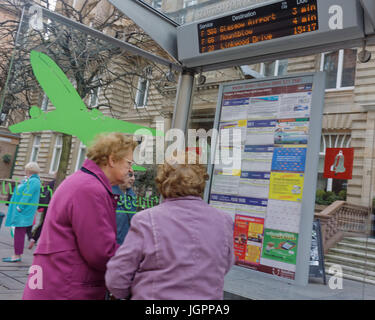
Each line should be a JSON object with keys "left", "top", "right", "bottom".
{"left": 41, "top": 94, "right": 49, "bottom": 111}
{"left": 152, "top": 0, "right": 162, "bottom": 10}
{"left": 260, "top": 59, "right": 288, "bottom": 77}
{"left": 89, "top": 76, "right": 101, "bottom": 108}
{"left": 183, "top": 0, "right": 198, "bottom": 8}
{"left": 40, "top": 0, "right": 56, "bottom": 41}
{"left": 89, "top": 87, "right": 100, "bottom": 108}
{"left": 177, "top": 14, "right": 185, "bottom": 25}
{"left": 115, "top": 30, "right": 126, "bottom": 40}
{"left": 317, "top": 133, "right": 351, "bottom": 193}
{"left": 75, "top": 142, "right": 87, "bottom": 171}
{"left": 135, "top": 77, "right": 149, "bottom": 108}
{"left": 50, "top": 135, "right": 62, "bottom": 173}
{"left": 320, "top": 49, "right": 357, "bottom": 90}
{"left": 30, "top": 135, "right": 41, "bottom": 162}
{"left": 0, "top": 113, "right": 6, "bottom": 125}
{"left": 41, "top": 0, "right": 57, "bottom": 11}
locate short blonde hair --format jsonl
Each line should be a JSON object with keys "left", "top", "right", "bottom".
{"left": 87, "top": 132, "right": 138, "bottom": 167}
{"left": 155, "top": 151, "right": 209, "bottom": 199}
{"left": 25, "top": 162, "right": 40, "bottom": 174}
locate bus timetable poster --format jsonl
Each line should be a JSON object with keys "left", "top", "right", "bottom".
{"left": 208, "top": 75, "right": 318, "bottom": 281}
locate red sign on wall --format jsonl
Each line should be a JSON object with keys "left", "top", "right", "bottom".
{"left": 323, "top": 148, "right": 354, "bottom": 180}
{"left": 185, "top": 147, "right": 201, "bottom": 155}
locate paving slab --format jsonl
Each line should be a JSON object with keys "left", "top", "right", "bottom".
{"left": 0, "top": 203, "right": 34, "bottom": 300}
{"left": 0, "top": 270, "right": 29, "bottom": 278}
{"left": 0, "top": 276, "right": 25, "bottom": 290}
{"left": 0, "top": 291, "right": 24, "bottom": 300}
{"left": 224, "top": 265, "right": 375, "bottom": 300}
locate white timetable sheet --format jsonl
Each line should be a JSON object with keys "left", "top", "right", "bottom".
{"left": 264, "top": 199, "right": 302, "bottom": 233}
{"left": 248, "top": 96, "right": 279, "bottom": 119}
{"left": 239, "top": 171, "right": 270, "bottom": 199}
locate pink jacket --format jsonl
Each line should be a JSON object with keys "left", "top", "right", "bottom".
{"left": 105, "top": 196, "right": 234, "bottom": 300}
{"left": 23, "top": 159, "right": 119, "bottom": 300}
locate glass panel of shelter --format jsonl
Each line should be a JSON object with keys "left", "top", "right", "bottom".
{"left": 190, "top": 53, "right": 375, "bottom": 299}
{"left": 0, "top": 2, "right": 180, "bottom": 228}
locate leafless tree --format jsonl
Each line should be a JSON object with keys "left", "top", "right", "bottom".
{"left": 0, "top": 0, "right": 177, "bottom": 189}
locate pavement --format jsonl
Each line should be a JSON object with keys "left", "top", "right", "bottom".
{"left": 224, "top": 265, "right": 375, "bottom": 300}
{"left": 0, "top": 203, "right": 35, "bottom": 300}
{"left": 0, "top": 200, "right": 375, "bottom": 300}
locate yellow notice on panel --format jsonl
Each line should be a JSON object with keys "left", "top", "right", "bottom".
{"left": 268, "top": 172, "right": 304, "bottom": 202}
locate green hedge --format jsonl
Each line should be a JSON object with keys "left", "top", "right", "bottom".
{"left": 315, "top": 189, "right": 346, "bottom": 205}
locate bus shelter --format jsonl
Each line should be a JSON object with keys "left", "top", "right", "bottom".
{"left": 1, "top": 0, "right": 375, "bottom": 299}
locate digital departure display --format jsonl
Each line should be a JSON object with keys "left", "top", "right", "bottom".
{"left": 198, "top": 0, "right": 318, "bottom": 54}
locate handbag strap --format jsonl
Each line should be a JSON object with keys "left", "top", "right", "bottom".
{"left": 80, "top": 167, "right": 113, "bottom": 197}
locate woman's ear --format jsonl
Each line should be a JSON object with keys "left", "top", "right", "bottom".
{"left": 108, "top": 154, "right": 115, "bottom": 168}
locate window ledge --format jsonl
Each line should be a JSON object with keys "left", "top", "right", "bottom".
{"left": 325, "top": 87, "right": 354, "bottom": 93}
{"left": 360, "top": 103, "right": 375, "bottom": 111}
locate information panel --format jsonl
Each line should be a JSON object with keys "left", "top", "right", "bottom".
{"left": 207, "top": 73, "right": 324, "bottom": 283}
{"left": 198, "top": 0, "right": 318, "bottom": 54}
{"left": 177, "top": 0, "right": 364, "bottom": 69}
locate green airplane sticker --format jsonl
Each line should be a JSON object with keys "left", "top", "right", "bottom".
{"left": 9, "top": 51, "right": 163, "bottom": 171}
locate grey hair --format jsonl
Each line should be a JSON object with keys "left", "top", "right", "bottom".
{"left": 25, "top": 162, "right": 40, "bottom": 174}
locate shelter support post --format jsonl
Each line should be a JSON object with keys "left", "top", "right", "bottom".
{"left": 171, "top": 69, "right": 195, "bottom": 136}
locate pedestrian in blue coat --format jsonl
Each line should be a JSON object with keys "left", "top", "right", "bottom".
{"left": 112, "top": 171, "right": 136, "bottom": 245}
{"left": 3, "top": 162, "right": 41, "bottom": 262}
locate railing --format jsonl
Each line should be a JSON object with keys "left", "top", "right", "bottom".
{"left": 0, "top": 177, "right": 54, "bottom": 203}
{"left": 0, "top": 179, "right": 15, "bottom": 202}
{"left": 314, "top": 201, "right": 371, "bottom": 253}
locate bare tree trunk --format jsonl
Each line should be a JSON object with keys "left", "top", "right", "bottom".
{"left": 54, "top": 133, "right": 72, "bottom": 191}
{"left": 54, "top": 85, "right": 84, "bottom": 191}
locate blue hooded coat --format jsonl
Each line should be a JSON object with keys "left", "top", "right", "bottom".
{"left": 112, "top": 185, "right": 136, "bottom": 245}
{"left": 5, "top": 174, "right": 41, "bottom": 227}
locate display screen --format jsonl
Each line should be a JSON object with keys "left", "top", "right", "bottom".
{"left": 198, "top": 0, "right": 318, "bottom": 54}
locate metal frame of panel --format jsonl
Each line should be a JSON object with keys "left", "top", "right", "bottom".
{"left": 204, "top": 72, "right": 325, "bottom": 286}
{"left": 34, "top": 4, "right": 183, "bottom": 72}
{"left": 108, "top": 0, "right": 179, "bottom": 61}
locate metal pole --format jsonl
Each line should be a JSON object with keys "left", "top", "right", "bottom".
{"left": 159, "top": 69, "right": 194, "bottom": 205}
{"left": 295, "top": 71, "right": 326, "bottom": 286}
{"left": 171, "top": 69, "right": 195, "bottom": 135}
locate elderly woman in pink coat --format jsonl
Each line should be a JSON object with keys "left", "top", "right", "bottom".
{"left": 23, "top": 132, "right": 137, "bottom": 300}
{"left": 105, "top": 151, "right": 234, "bottom": 300}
